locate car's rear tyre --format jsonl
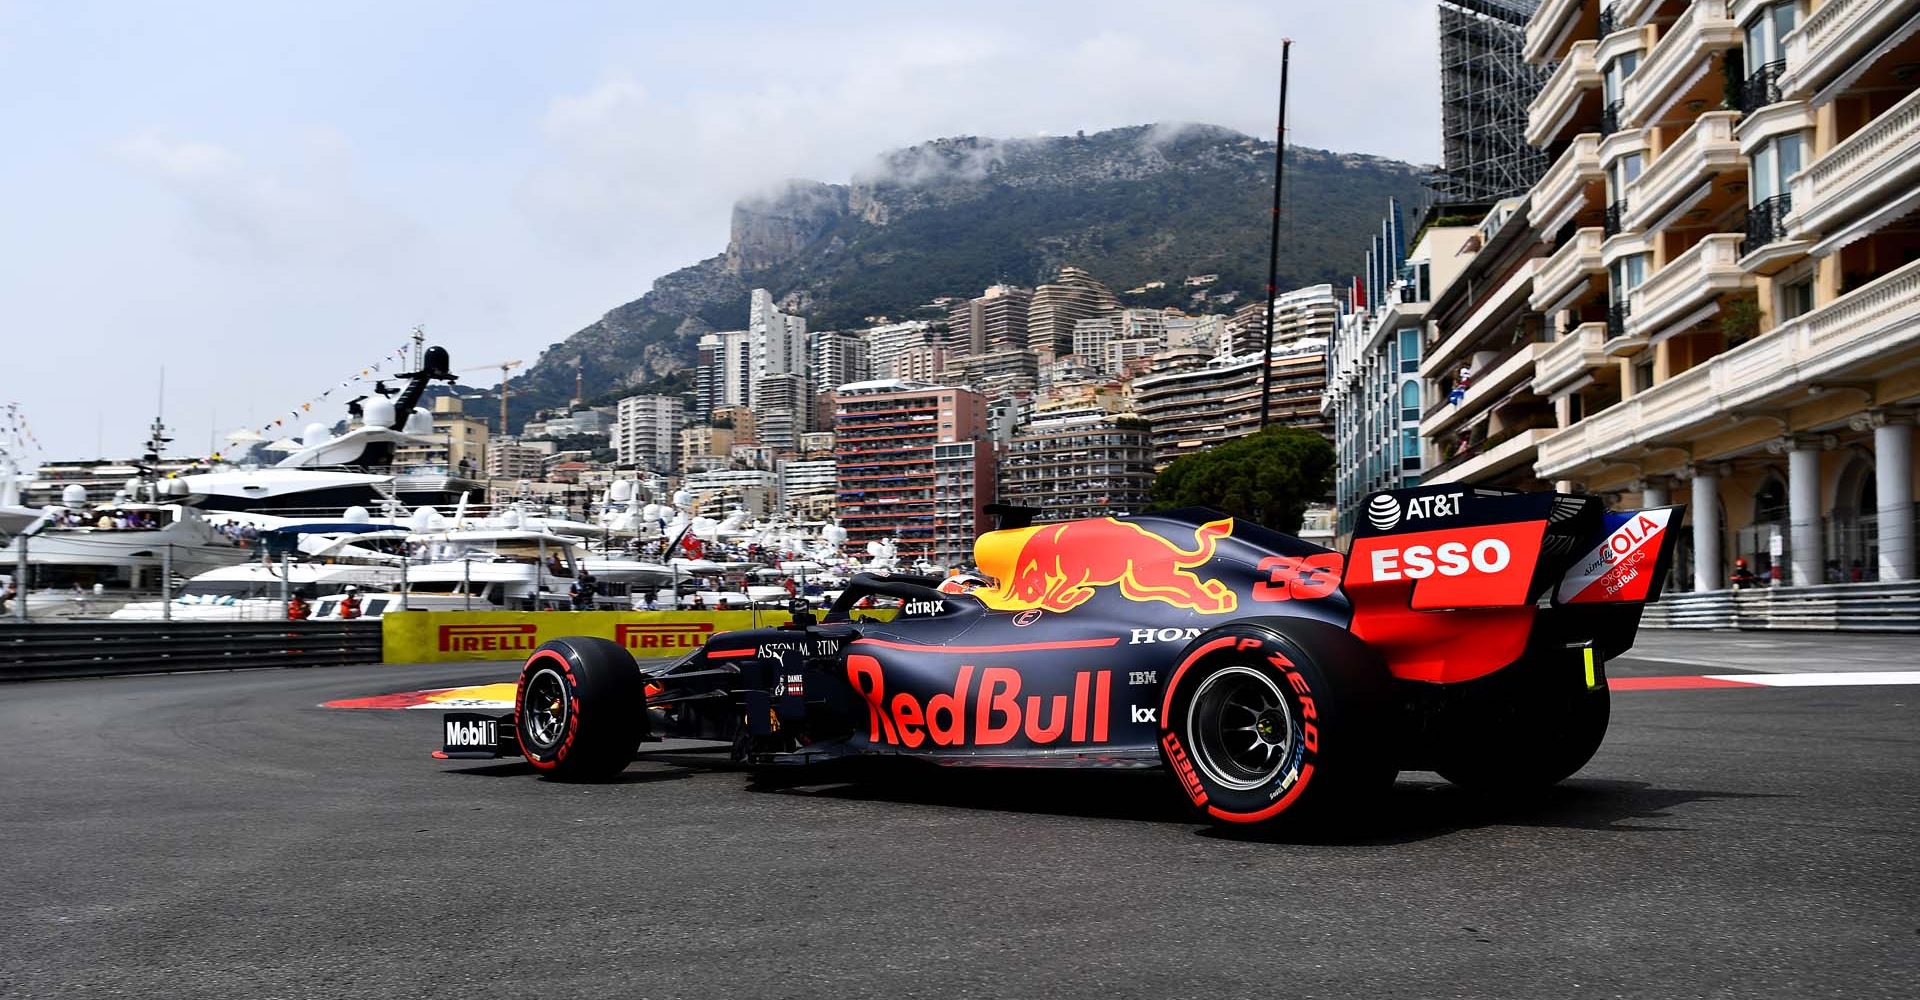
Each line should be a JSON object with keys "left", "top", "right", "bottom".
{"left": 1434, "top": 679, "right": 1609, "bottom": 792}
{"left": 1158, "top": 618, "right": 1397, "bottom": 828}
{"left": 516, "top": 637, "right": 646, "bottom": 780}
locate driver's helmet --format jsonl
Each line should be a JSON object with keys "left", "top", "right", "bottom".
{"left": 937, "top": 571, "right": 991, "bottom": 595}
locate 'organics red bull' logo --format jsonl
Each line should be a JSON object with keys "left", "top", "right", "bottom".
{"left": 974, "top": 517, "right": 1238, "bottom": 614}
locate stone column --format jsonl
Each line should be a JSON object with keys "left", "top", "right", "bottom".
{"left": 1691, "top": 466, "right": 1722, "bottom": 592}
{"left": 1875, "top": 415, "right": 1914, "bottom": 581}
{"left": 1642, "top": 478, "right": 1670, "bottom": 508}
{"left": 1788, "top": 440, "right": 1826, "bottom": 588}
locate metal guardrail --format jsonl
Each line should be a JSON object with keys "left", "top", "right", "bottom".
{"left": 1641, "top": 580, "right": 1920, "bottom": 632}
{"left": 0, "top": 620, "right": 385, "bottom": 681}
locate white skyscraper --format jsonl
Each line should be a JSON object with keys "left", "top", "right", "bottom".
{"left": 748, "top": 288, "right": 808, "bottom": 405}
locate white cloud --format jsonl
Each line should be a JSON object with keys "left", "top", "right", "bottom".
{"left": 112, "top": 127, "right": 413, "bottom": 266}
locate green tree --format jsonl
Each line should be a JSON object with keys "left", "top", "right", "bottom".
{"left": 1149, "top": 427, "right": 1333, "bottom": 532}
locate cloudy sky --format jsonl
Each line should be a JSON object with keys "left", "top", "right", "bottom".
{"left": 0, "top": 0, "right": 1441, "bottom": 460}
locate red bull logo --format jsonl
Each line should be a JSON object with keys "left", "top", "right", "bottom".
{"left": 974, "top": 517, "right": 1238, "bottom": 614}
{"left": 437, "top": 623, "right": 538, "bottom": 653}
{"left": 614, "top": 622, "right": 715, "bottom": 652}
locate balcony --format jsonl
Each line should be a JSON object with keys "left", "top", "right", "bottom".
{"left": 1419, "top": 259, "right": 1542, "bottom": 379}
{"left": 1530, "top": 227, "right": 1607, "bottom": 313}
{"left": 1739, "top": 192, "right": 1812, "bottom": 273}
{"left": 1536, "top": 256, "right": 1920, "bottom": 479}
{"left": 1627, "top": 233, "right": 1753, "bottom": 342}
{"left": 1527, "top": 40, "right": 1603, "bottom": 148}
{"left": 1600, "top": 98, "right": 1626, "bottom": 136}
{"left": 1423, "top": 341, "right": 1551, "bottom": 438}
{"left": 1604, "top": 300, "right": 1643, "bottom": 355}
{"left": 1788, "top": 87, "right": 1920, "bottom": 244}
{"left": 1529, "top": 133, "right": 1605, "bottom": 236}
{"left": 1604, "top": 198, "right": 1629, "bottom": 236}
{"left": 1780, "top": 0, "right": 1920, "bottom": 102}
{"left": 1524, "top": 0, "right": 1600, "bottom": 65}
{"left": 1621, "top": 0, "right": 1742, "bottom": 128}
{"left": 1534, "top": 322, "right": 1612, "bottom": 395}
{"left": 1737, "top": 59, "right": 1787, "bottom": 115}
{"left": 1624, "top": 110, "right": 1744, "bottom": 231}
{"left": 1428, "top": 428, "right": 1558, "bottom": 486}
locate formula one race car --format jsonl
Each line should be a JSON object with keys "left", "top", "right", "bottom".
{"left": 438, "top": 485, "right": 1684, "bottom": 827}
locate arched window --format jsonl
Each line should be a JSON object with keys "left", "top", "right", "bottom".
{"left": 1399, "top": 381, "right": 1420, "bottom": 421}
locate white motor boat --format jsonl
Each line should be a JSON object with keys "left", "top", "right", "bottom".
{"left": 109, "top": 561, "right": 404, "bottom": 621}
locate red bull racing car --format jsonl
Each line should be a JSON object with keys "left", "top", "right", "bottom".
{"left": 438, "top": 485, "right": 1684, "bottom": 827}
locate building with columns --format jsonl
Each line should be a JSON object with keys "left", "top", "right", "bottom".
{"left": 1505, "top": 0, "right": 1919, "bottom": 590}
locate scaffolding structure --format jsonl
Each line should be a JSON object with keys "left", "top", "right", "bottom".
{"left": 1436, "top": 0, "right": 1552, "bottom": 204}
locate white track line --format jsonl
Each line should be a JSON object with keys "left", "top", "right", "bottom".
{"left": 1702, "top": 671, "right": 1920, "bottom": 687}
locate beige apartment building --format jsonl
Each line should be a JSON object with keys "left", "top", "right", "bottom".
{"left": 1426, "top": 0, "right": 1917, "bottom": 592}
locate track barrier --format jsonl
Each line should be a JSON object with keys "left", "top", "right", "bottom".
{"left": 0, "top": 620, "right": 385, "bottom": 681}
{"left": 381, "top": 610, "right": 798, "bottom": 663}
{"left": 1641, "top": 580, "right": 1920, "bottom": 632}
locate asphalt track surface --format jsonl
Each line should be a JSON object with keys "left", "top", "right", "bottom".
{"left": 3, "top": 632, "right": 1916, "bottom": 999}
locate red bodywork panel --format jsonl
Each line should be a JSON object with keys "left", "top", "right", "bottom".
{"left": 1344, "top": 519, "right": 1549, "bottom": 684}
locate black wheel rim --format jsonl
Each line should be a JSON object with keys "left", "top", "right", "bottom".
{"left": 1187, "top": 664, "right": 1294, "bottom": 791}
{"left": 524, "top": 667, "right": 568, "bottom": 750}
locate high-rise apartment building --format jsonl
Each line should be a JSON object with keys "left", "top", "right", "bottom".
{"left": 808, "top": 330, "right": 870, "bottom": 395}
{"left": 778, "top": 458, "right": 838, "bottom": 518}
{"left": 610, "top": 394, "right": 684, "bottom": 472}
{"left": 747, "top": 288, "right": 808, "bottom": 405}
{"left": 947, "top": 284, "right": 1032, "bottom": 357}
{"left": 483, "top": 436, "right": 555, "bottom": 480}
{"left": 696, "top": 329, "right": 752, "bottom": 412}
{"left": 809, "top": 329, "right": 870, "bottom": 428}
{"left": 751, "top": 372, "right": 810, "bottom": 457}
{"left": 832, "top": 381, "right": 994, "bottom": 567}
{"left": 1072, "top": 316, "right": 1119, "bottom": 372}
{"left": 1495, "top": 0, "right": 1920, "bottom": 592}
{"left": 1325, "top": 200, "right": 1480, "bottom": 540}
{"left": 954, "top": 347, "right": 1041, "bottom": 403}
{"left": 1133, "top": 337, "right": 1331, "bottom": 469}
{"left": 998, "top": 418, "right": 1155, "bottom": 520}
{"left": 862, "top": 320, "right": 936, "bottom": 377}
{"left": 1026, "top": 265, "right": 1120, "bottom": 355}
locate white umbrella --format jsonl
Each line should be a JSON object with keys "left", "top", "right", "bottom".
{"left": 224, "top": 428, "right": 266, "bottom": 444}
{"left": 263, "top": 437, "right": 304, "bottom": 453}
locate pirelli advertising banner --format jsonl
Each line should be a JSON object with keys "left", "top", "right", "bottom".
{"left": 382, "top": 610, "right": 793, "bottom": 664}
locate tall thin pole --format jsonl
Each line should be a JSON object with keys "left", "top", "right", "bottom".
{"left": 1259, "top": 38, "right": 1293, "bottom": 431}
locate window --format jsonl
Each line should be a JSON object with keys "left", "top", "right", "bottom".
{"left": 1609, "top": 254, "right": 1647, "bottom": 302}
{"left": 1744, "top": 2, "right": 1801, "bottom": 75}
{"left": 1602, "top": 52, "right": 1639, "bottom": 105}
{"left": 1750, "top": 133, "right": 1805, "bottom": 205}
{"left": 1633, "top": 355, "right": 1655, "bottom": 393}
{"left": 1607, "top": 152, "right": 1643, "bottom": 203}
{"left": 1397, "top": 329, "right": 1420, "bottom": 372}
{"left": 1779, "top": 278, "right": 1814, "bottom": 320}
{"left": 1401, "top": 429, "right": 1421, "bottom": 470}
{"left": 1400, "top": 381, "right": 1420, "bottom": 421}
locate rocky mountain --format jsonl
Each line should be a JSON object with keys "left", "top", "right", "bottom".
{"left": 491, "top": 123, "right": 1433, "bottom": 427}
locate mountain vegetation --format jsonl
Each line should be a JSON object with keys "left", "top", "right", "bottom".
{"left": 484, "top": 123, "right": 1433, "bottom": 430}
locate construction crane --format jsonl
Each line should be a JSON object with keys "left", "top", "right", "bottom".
{"left": 460, "top": 360, "right": 523, "bottom": 435}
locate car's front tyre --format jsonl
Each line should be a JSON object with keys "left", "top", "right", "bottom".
{"left": 516, "top": 637, "right": 646, "bottom": 780}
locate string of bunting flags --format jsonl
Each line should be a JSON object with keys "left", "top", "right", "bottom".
{"left": 254, "top": 341, "right": 417, "bottom": 436}
{"left": 2, "top": 402, "right": 47, "bottom": 456}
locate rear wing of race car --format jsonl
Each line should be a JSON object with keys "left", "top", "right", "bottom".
{"left": 1341, "top": 484, "right": 1683, "bottom": 686}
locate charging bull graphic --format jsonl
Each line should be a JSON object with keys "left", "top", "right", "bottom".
{"left": 973, "top": 517, "right": 1239, "bottom": 614}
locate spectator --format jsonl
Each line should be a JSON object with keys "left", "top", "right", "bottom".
{"left": 569, "top": 571, "right": 597, "bottom": 611}
{"left": 1826, "top": 559, "right": 1844, "bottom": 584}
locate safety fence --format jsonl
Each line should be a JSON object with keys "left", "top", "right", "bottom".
{"left": 1641, "top": 580, "right": 1920, "bottom": 632}
{"left": 0, "top": 620, "right": 385, "bottom": 681}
